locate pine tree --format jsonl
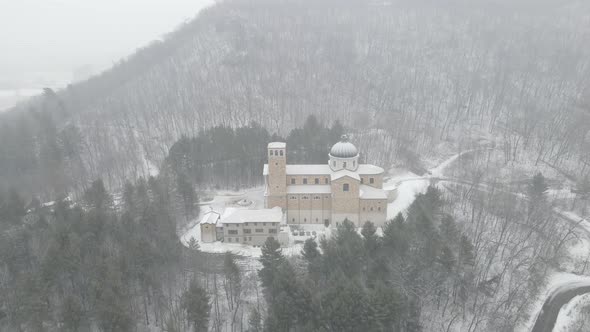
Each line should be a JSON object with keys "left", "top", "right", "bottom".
{"left": 182, "top": 278, "right": 211, "bottom": 332}
{"left": 528, "top": 172, "right": 549, "bottom": 216}
{"left": 369, "top": 282, "right": 403, "bottom": 331}
{"left": 361, "top": 221, "right": 380, "bottom": 256}
{"left": 301, "top": 238, "right": 320, "bottom": 262}
{"left": 320, "top": 273, "right": 371, "bottom": 331}
{"left": 188, "top": 237, "right": 200, "bottom": 251}
{"left": 382, "top": 213, "right": 409, "bottom": 257}
{"left": 259, "top": 237, "right": 284, "bottom": 289}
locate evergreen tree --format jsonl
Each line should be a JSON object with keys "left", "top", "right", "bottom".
{"left": 188, "top": 237, "right": 200, "bottom": 251}
{"left": 383, "top": 213, "right": 409, "bottom": 257}
{"left": 301, "top": 238, "right": 320, "bottom": 262}
{"left": 84, "top": 179, "right": 112, "bottom": 210}
{"left": 259, "top": 237, "right": 284, "bottom": 289}
{"left": 320, "top": 273, "right": 371, "bottom": 332}
{"left": 361, "top": 221, "right": 380, "bottom": 256}
{"left": 369, "top": 282, "right": 403, "bottom": 331}
{"left": 527, "top": 172, "right": 549, "bottom": 216}
{"left": 182, "top": 278, "right": 211, "bottom": 332}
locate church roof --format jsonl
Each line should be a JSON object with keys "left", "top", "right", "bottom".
{"left": 263, "top": 164, "right": 384, "bottom": 176}
{"left": 200, "top": 211, "right": 221, "bottom": 225}
{"left": 359, "top": 185, "right": 388, "bottom": 200}
{"left": 222, "top": 207, "right": 283, "bottom": 224}
{"left": 329, "top": 135, "right": 359, "bottom": 158}
{"left": 331, "top": 170, "right": 361, "bottom": 181}
{"left": 268, "top": 142, "right": 286, "bottom": 149}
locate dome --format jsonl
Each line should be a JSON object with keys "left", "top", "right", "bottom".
{"left": 330, "top": 135, "right": 358, "bottom": 158}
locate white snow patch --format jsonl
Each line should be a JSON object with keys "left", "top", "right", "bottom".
{"left": 553, "top": 293, "right": 590, "bottom": 332}
{"left": 519, "top": 272, "right": 590, "bottom": 332}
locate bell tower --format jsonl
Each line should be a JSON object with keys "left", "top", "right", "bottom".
{"left": 266, "top": 142, "right": 287, "bottom": 209}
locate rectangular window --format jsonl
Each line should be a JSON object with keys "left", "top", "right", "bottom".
{"left": 255, "top": 229, "right": 264, "bottom": 233}
{"left": 315, "top": 178, "right": 319, "bottom": 184}
{"left": 228, "top": 238, "right": 232, "bottom": 243}
{"left": 269, "top": 229, "right": 277, "bottom": 234}
{"left": 325, "top": 178, "right": 328, "bottom": 184}
{"left": 314, "top": 196, "right": 320, "bottom": 200}
{"left": 333, "top": 161, "right": 336, "bottom": 167}
{"left": 291, "top": 178, "right": 296, "bottom": 184}
{"left": 263, "top": 222, "right": 266, "bottom": 226}
{"left": 249, "top": 237, "right": 252, "bottom": 241}
{"left": 361, "top": 178, "right": 364, "bottom": 184}
{"left": 303, "top": 178, "right": 308, "bottom": 184}
{"left": 228, "top": 230, "right": 238, "bottom": 235}
{"left": 343, "top": 183, "right": 349, "bottom": 191}
{"left": 280, "top": 150, "right": 283, "bottom": 156}
{"left": 370, "top": 178, "right": 375, "bottom": 184}
{"left": 244, "top": 229, "right": 251, "bottom": 234}
{"left": 343, "top": 162, "right": 347, "bottom": 168}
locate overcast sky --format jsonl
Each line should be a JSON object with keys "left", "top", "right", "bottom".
{"left": 0, "top": 0, "right": 213, "bottom": 87}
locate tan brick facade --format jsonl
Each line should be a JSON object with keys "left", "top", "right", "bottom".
{"left": 266, "top": 145, "right": 287, "bottom": 209}
{"left": 264, "top": 141, "right": 388, "bottom": 227}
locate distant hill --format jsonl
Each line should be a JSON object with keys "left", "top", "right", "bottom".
{"left": 1, "top": 0, "right": 589, "bottom": 198}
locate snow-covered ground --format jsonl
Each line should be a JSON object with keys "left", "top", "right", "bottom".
{"left": 553, "top": 293, "right": 590, "bottom": 331}
{"left": 520, "top": 272, "right": 590, "bottom": 332}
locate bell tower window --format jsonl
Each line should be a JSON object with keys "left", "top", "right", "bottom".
{"left": 343, "top": 183, "right": 349, "bottom": 192}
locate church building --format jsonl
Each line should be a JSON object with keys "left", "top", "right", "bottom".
{"left": 263, "top": 136, "right": 389, "bottom": 227}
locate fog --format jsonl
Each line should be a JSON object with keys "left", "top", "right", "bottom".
{"left": 0, "top": 0, "right": 212, "bottom": 110}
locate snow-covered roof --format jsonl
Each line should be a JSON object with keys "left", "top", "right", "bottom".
{"left": 223, "top": 207, "right": 283, "bottom": 224}
{"left": 200, "top": 211, "right": 220, "bottom": 225}
{"left": 359, "top": 185, "right": 388, "bottom": 200}
{"left": 331, "top": 170, "right": 361, "bottom": 181}
{"left": 263, "top": 164, "right": 384, "bottom": 176}
{"left": 287, "top": 185, "right": 332, "bottom": 194}
{"left": 268, "top": 142, "right": 286, "bottom": 149}
{"left": 357, "top": 164, "right": 385, "bottom": 175}
{"left": 330, "top": 136, "right": 359, "bottom": 158}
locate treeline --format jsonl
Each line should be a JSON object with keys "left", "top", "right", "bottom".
{"left": 4, "top": 0, "right": 588, "bottom": 198}
{"left": 0, "top": 89, "right": 86, "bottom": 199}
{"left": 257, "top": 186, "right": 476, "bottom": 331}
{"left": 163, "top": 115, "right": 344, "bottom": 189}
{"left": 0, "top": 178, "right": 200, "bottom": 331}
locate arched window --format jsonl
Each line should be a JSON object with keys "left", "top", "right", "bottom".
{"left": 343, "top": 183, "right": 349, "bottom": 192}
{"left": 343, "top": 162, "right": 347, "bottom": 168}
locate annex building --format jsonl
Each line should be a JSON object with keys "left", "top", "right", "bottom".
{"left": 263, "top": 136, "right": 389, "bottom": 227}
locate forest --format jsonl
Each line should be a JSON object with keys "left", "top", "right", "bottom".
{"left": 1, "top": 0, "right": 590, "bottom": 331}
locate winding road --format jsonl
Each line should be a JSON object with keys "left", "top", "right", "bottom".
{"left": 389, "top": 148, "right": 590, "bottom": 332}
